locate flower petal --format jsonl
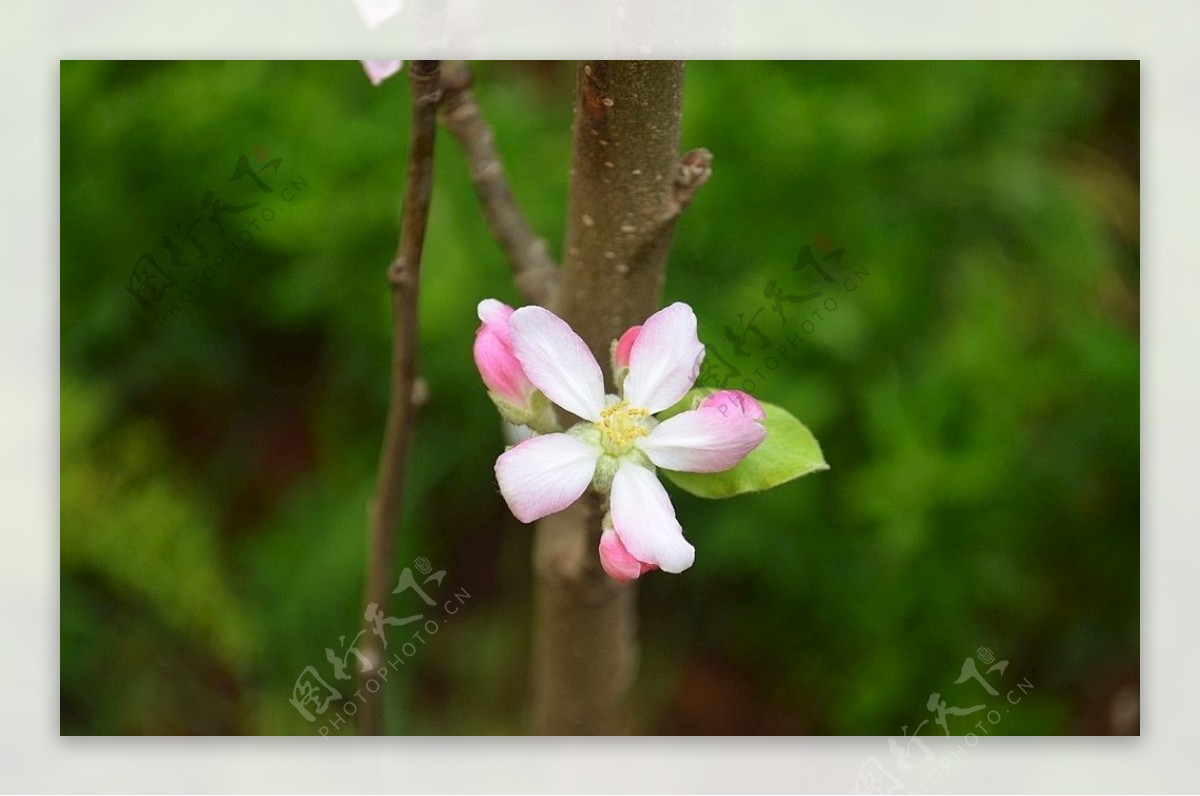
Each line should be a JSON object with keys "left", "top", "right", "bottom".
{"left": 477, "top": 298, "right": 513, "bottom": 328}
{"left": 352, "top": 0, "right": 404, "bottom": 30}
{"left": 610, "top": 462, "right": 695, "bottom": 574}
{"left": 474, "top": 325, "right": 533, "bottom": 406}
{"left": 495, "top": 433, "right": 601, "bottom": 523}
{"left": 622, "top": 302, "right": 705, "bottom": 413}
{"left": 637, "top": 407, "right": 766, "bottom": 473}
{"left": 699, "top": 389, "right": 766, "bottom": 420}
{"left": 509, "top": 306, "right": 605, "bottom": 421}
{"left": 599, "top": 527, "right": 657, "bottom": 583}
{"left": 360, "top": 59, "right": 404, "bottom": 86}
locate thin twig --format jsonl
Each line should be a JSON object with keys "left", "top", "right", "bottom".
{"left": 358, "top": 59, "right": 441, "bottom": 736}
{"left": 439, "top": 61, "right": 559, "bottom": 306}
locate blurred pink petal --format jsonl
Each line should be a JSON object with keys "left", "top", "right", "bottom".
{"left": 352, "top": 0, "right": 403, "bottom": 30}
{"left": 360, "top": 59, "right": 404, "bottom": 86}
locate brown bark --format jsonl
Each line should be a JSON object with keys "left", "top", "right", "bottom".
{"left": 439, "top": 62, "right": 560, "bottom": 306}
{"left": 530, "top": 60, "right": 707, "bottom": 734}
{"left": 358, "top": 60, "right": 440, "bottom": 736}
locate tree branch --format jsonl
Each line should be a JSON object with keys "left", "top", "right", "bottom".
{"left": 358, "top": 59, "right": 441, "bottom": 736}
{"left": 439, "top": 61, "right": 559, "bottom": 306}
{"left": 531, "top": 60, "right": 707, "bottom": 735}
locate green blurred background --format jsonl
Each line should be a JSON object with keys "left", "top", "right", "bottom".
{"left": 60, "top": 60, "right": 1139, "bottom": 735}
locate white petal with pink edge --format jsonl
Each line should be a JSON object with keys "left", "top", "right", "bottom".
{"left": 610, "top": 462, "right": 695, "bottom": 574}
{"left": 509, "top": 306, "right": 606, "bottom": 422}
{"left": 495, "top": 433, "right": 601, "bottom": 523}
{"left": 622, "top": 303, "right": 705, "bottom": 413}
{"left": 637, "top": 406, "right": 766, "bottom": 473}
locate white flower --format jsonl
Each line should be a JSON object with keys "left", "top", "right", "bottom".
{"left": 482, "top": 301, "right": 766, "bottom": 577}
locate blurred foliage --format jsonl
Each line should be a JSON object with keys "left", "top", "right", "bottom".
{"left": 60, "top": 60, "right": 1138, "bottom": 736}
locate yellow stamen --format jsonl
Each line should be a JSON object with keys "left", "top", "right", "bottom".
{"left": 596, "top": 400, "right": 651, "bottom": 456}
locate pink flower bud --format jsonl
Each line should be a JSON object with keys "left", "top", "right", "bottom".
{"left": 474, "top": 299, "right": 535, "bottom": 408}
{"left": 599, "top": 527, "right": 658, "bottom": 583}
{"left": 614, "top": 325, "right": 642, "bottom": 371}
{"left": 699, "top": 389, "right": 766, "bottom": 421}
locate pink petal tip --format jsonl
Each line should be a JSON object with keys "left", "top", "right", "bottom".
{"left": 599, "top": 528, "right": 658, "bottom": 583}
{"left": 699, "top": 389, "right": 766, "bottom": 421}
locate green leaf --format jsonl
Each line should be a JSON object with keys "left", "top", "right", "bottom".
{"left": 661, "top": 400, "right": 829, "bottom": 498}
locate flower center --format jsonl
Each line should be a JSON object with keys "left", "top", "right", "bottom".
{"left": 596, "top": 400, "right": 651, "bottom": 456}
